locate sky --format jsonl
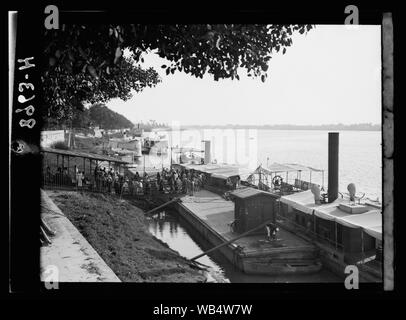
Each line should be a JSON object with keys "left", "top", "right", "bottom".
{"left": 106, "top": 25, "right": 381, "bottom": 126}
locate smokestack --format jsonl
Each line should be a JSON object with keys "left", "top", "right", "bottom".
{"left": 203, "top": 140, "right": 211, "bottom": 164}
{"left": 328, "top": 132, "right": 339, "bottom": 203}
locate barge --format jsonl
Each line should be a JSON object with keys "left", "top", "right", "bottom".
{"left": 151, "top": 133, "right": 382, "bottom": 280}
{"left": 159, "top": 187, "right": 322, "bottom": 275}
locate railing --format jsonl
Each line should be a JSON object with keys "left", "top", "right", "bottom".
{"left": 276, "top": 213, "right": 344, "bottom": 251}
{"left": 277, "top": 212, "right": 383, "bottom": 277}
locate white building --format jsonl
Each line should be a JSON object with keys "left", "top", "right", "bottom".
{"left": 40, "top": 130, "right": 65, "bottom": 148}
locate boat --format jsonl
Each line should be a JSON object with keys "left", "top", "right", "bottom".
{"left": 141, "top": 132, "right": 169, "bottom": 155}
{"left": 148, "top": 133, "right": 382, "bottom": 280}
{"left": 242, "top": 259, "right": 323, "bottom": 275}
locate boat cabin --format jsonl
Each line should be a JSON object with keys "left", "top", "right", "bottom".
{"left": 279, "top": 190, "right": 382, "bottom": 275}
{"left": 247, "top": 163, "right": 325, "bottom": 195}
{"left": 175, "top": 163, "right": 252, "bottom": 195}
{"left": 230, "top": 187, "right": 279, "bottom": 234}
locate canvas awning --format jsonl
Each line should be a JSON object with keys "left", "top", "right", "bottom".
{"left": 178, "top": 163, "right": 252, "bottom": 180}
{"left": 230, "top": 187, "right": 278, "bottom": 199}
{"left": 41, "top": 147, "right": 131, "bottom": 164}
{"left": 279, "top": 190, "right": 319, "bottom": 214}
{"left": 262, "top": 162, "right": 324, "bottom": 174}
{"left": 280, "top": 190, "right": 382, "bottom": 240}
{"left": 211, "top": 168, "right": 253, "bottom": 180}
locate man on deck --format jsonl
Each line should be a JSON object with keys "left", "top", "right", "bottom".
{"left": 265, "top": 223, "right": 278, "bottom": 241}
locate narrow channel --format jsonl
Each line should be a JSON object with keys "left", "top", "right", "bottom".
{"left": 147, "top": 209, "right": 342, "bottom": 283}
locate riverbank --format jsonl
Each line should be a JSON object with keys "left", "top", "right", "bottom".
{"left": 46, "top": 190, "right": 207, "bottom": 282}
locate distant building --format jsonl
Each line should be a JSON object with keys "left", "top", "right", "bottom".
{"left": 40, "top": 130, "right": 65, "bottom": 148}
{"left": 93, "top": 126, "right": 103, "bottom": 138}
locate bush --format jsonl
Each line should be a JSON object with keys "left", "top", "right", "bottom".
{"left": 50, "top": 141, "right": 69, "bottom": 150}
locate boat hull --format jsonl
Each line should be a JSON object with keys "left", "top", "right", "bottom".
{"left": 241, "top": 258, "right": 322, "bottom": 275}
{"left": 169, "top": 197, "right": 322, "bottom": 276}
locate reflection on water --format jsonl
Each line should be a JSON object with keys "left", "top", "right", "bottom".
{"left": 148, "top": 211, "right": 224, "bottom": 275}
{"left": 147, "top": 210, "right": 341, "bottom": 283}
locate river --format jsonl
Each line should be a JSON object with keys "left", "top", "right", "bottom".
{"left": 143, "top": 129, "right": 381, "bottom": 283}
{"left": 140, "top": 129, "right": 381, "bottom": 201}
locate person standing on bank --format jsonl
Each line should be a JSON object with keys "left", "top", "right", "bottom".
{"left": 77, "top": 170, "right": 83, "bottom": 190}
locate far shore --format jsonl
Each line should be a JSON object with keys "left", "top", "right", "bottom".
{"left": 150, "top": 126, "right": 381, "bottom": 132}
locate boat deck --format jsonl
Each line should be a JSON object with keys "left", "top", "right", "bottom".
{"left": 180, "top": 190, "right": 315, "bottom": 255}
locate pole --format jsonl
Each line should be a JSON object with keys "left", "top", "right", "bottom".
{"left": 328, "top": 132, "right": 339, "bottom": 203}
{"left": 322, "top": 171, "right": 325, "bottom": 190}
{"left": 191, "top": 218, "right": 276, "bottom": 261}
{"left": 146, "top": 197, "right": 180, "bottom": 215}
{"left": 170, "top": 147, "right": 172, "bottom": 169}
{"left": 313, "top": 211, "right": 316, "bottom": 237}
{"left": 335, "top": 221, "right": 338, "bottom": 250}
{"left": 258, "top": 168, "right": 262, "bottom": 189}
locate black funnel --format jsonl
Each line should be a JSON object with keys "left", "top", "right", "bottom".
{"left": 328, "top": 132, "right": 339, "bottom": 203}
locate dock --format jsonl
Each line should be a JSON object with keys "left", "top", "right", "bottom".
{"left": 171, "top": 189, "right": 322, "bottom": 275}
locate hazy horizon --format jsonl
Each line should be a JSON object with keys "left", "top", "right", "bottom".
{"left": 129, "top": 121, "right": 380, "bottom": 127}
{"left": 107, "top": 25, "right": 381, "bottom": 127}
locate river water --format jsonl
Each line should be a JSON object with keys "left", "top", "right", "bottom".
{"left": 141, "top": 129, "right": 382, "bottom": 201}
{"left": 142, "top": 129, "right": 380, "bottom": 282}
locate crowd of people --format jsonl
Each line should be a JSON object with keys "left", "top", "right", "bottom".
{"left": 157, "top": 167, "right": 206, "bottom": 195}
{"left": 91, "top": 166, "right": 207, "bottom": 196}
{"left": 43, "top": 164, "right": 208, "bottom": 197}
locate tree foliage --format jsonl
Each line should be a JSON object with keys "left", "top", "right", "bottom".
{"left": 87, "top": 104, "right": 134, "bottom": 130}
{"left": 43, "top": 24, "right": 313, "bottom": 122}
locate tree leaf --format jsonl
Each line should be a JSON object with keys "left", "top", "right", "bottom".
{"left": 88, "top": 65, "right": 98, "bottom": 78}
{"left": 42, "top": 24, "right": 312, "bottom": 124}
{"left": 115, "top": 47, "right": 122, "bottom": 59}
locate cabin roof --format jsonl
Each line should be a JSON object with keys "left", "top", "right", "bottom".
{"left": 261, "top": 162, "right": 324, "bottom": 174}
{"left": 178, "top": 163, "right": 251, "bottom": 179}
{"left": 280, "top": 190, "right": 382, "bottom": 240}
{"left": 41, "top": 147, "right": 131, "bottom": 164}
{"left": 230, "top": 187, "right": 277, "bottom": 199}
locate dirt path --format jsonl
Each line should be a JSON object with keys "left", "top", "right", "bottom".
{"left": 47, "top": 190, "right": 207, "bottom": 282}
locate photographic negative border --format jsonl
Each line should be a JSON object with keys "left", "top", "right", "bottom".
{"left": 382, "top": 12, "right": 394, "bottom": 291}
{"left": 6, "top": 4, "right": 397, "bottom": 298}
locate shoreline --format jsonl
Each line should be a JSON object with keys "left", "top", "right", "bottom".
{"left": 46, "top": 190, "right": 207, "bottom": 282}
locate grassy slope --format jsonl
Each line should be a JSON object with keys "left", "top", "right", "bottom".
{"left": 47, "top": 190, "right": 206, "bottom": 282}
